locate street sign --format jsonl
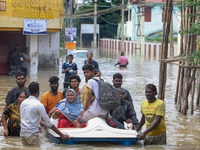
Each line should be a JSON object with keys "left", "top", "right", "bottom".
{"left": 66, "top": 42, "right": 76, "bottom": 50}
{"left": 65, "top": 28, "right": 77, "bottom": 39}
{"left": 81, "top": 24, "right": 99, "bottom": 34}
{"left": 23, "top": 19, "right": 47, "bottom": 35}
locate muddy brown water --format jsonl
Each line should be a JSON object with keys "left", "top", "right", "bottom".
{"left": 0, "top": 48, "right": 200, "bottom": 149}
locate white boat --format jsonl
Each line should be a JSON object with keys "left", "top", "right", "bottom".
{"left": 47, "top": 117, "right": 138, "bottom": 145}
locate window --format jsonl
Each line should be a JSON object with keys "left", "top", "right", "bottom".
{"left": 145, "top": 7, "right": 151, "bottom": 22}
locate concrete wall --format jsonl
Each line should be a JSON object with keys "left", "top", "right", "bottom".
{"left": 38, "top": 32, "right": 60, "bottom": 67}
{"left": 25, "top": 32, "right": 60, "bottom": 74}
{"left": 132, "top": 5, "right": 138, "bottom": 41}
{"left": 26, "top": 35, "right": 39, "bottom": 75}
{"left": 131, "top": 5, "right": 179, "bottom": 40}
{"left": 145, "top": 6, "right": 163, "bottom": 37}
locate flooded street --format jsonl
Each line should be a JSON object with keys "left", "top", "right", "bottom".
{"left": 0, "top": 48, "right": 200, "bottom": 149}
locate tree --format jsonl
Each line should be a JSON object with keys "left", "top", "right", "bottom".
{"left": 73, "top": 0, "right": 122, "bottom": 46}
{"left": 158, "top": 0, "right": 198, "bottom": 115}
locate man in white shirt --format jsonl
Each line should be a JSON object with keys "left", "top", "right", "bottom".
{"left": 75, "top": 64, "right": 108, "bottom": 128}
{"left": 20, "top": 82, "right": 69, "bottom": 145}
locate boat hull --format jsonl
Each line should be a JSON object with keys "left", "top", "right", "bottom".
{"left": 47, "top": 117, "right": 138, "bottom": 145}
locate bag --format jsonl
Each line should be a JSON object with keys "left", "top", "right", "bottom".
{"left": 7, "top": 66, "right": 20, "bottom": 76}
{"left": 93, "top": 78, "right": 121, "bottom": 110}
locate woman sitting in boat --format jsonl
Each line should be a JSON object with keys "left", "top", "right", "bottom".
{"left": 2, "top": 91, "right": 26, "bottom": 136}
{"left": 52, "top": 89, "right": 84, "bottom": 128}
{"left": 107, "top": 88, "right": 139, "bottom": 129}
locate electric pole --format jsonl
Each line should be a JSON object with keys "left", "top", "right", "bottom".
{"left": 94, "top": 1, "right": 97, "bottom": 48}
{"left": 170, "top": 11, "right": 174, "bottom": 57}
{"left": 121, "top": 0, "right": 124, "bottom": 51}
{"left": 70, "top": 0, "right": 73, "bottom": 28}
{"left": 136, "top": 0, "right": 145, "bottom": 56}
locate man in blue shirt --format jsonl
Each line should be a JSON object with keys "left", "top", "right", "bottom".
{"left": 84, "top": 51, "right": 99, "bottom": 69}
{"left": 62, "top": 54, "right": 78, "bottom": 82}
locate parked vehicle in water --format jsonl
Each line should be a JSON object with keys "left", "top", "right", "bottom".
{"left": 75, "top": 50, "right": 88, "bottom": 58}
{"left": 67, "top": 50, "right": 88, "bottom": 58}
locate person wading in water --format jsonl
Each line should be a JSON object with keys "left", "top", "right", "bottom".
{"left": 136, "top": 84, "right": 166, "bottom": 145}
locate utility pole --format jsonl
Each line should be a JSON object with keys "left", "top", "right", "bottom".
{"left": 70, "top": 0, "right": 73, "bottom": 28}
{"left": 141, "top": 5, "right": 145, "bottom": 56}
{"left": 121, "top": 0, "right": 124, "bottom": 51}
{"left": 136, "top": 1, "right": 145, "bottom": 56}
{"left": 94, "top": 1, "right": 97, "bottom": 48}
{"left": 63, "top": 0, "right": 68, "bottom": 60}
{"left": 170, "top": 11, "right": 174, "bottom": 57}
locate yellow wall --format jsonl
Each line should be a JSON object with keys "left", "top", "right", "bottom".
{"left": 0, "top": 0, "right": 64, "bottom": 30}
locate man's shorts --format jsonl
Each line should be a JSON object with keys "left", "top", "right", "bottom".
{"left": 21, "top": 134, "right": 41, "bottom": 146}
{"left": 144, "top": 132, "right": 166, "bottom": 145}
{"left": 78, "top": 110, "right": 107, "bottom": 123}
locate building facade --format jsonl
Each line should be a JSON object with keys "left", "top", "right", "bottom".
{"left": 0, "top": 0, "right": 63, "bottom": 75}
{"left": 117, "top": 1, "right": 179, "bottom": 41}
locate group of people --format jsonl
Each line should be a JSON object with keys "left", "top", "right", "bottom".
{"left": 0, "top": 51, "right": 166, "bottom": 146}
{"left": 9, "top": 43, "right": 30, "bottom": 75}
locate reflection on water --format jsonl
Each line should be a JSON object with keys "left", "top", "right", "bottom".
{"left": 0, "top": 48, "right": 200, "bottom": 149}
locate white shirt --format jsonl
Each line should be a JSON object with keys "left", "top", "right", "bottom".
{"left": 87, "top": 77, "right": 109, "bottom": 115}
{"left": 20, "top": 96, "right": 53, "bottom": 137}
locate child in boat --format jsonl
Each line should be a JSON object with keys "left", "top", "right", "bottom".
{"left": 52, "top": 89, "right": 84, "bottom": 128}
{"left": 107, "top": 88, "right": 139, "bottom": 129}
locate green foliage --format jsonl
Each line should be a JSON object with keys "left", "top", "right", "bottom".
{"left": 176, "top": 0, "right": 200, "bottom": 64}
{"left": 181, "top": 23, "right": 200, "bottom": 35}
{"left": 146, "top": 32, "right": 177, "bottom": 42}
{"left": 73, "top": 0, "right": 121, "bottom": 46}
{"left": 112, "top": 0, "right": 128, "bottom": 6}
{"left": 60, "top": 19, "right": 67, "bottom": 46}
{"left": 185, "top": 50, "right": 200, "bottom": 65}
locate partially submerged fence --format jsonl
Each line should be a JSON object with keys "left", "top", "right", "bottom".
{"left": 100, "top": 39, "right": 178, "bottom": 59}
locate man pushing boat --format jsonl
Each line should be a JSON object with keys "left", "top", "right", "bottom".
{"left": 136, "top": 84, "right": 166, "bottom": 145}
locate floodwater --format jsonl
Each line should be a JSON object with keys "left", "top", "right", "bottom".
{"left": 0, "top": 47, "right": 200, "bottom": 150}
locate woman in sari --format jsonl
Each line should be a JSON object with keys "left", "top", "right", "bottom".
{"left": 2, "top": 91, "right": 26, "bottom": 136}
{"left": 52, "top": 89, "right": 83, "bottom": 128}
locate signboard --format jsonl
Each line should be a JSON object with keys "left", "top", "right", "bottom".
{"left": 81, "top": 24, "right": 99, "bottom": 34}
{"left": 66, "top": 42, "right": 76, "bottom": 50}
{"left": 0, "top": 0, "right": 63, "bottom": 30}
{"left": 23, "top": 19, "right": 47, "bottom": 35}
{"left": 0, "top": 1, "right": 6, "bottom": 11}
{"left": 65, "top": 28, "right": 77, "bottom": 39}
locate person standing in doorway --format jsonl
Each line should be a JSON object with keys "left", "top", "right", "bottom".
{"left": 9, "top": 44, "right": 24, "bottom": 75}
{"left": 84, "top": 51, "right": 99, "bottom": 69}
{"left": 114, "top": 52, "right": 128, "bottom": 67}
{"left": 62, "top": 54, "right": 78, "bottom": 83}
{"left": 21, "top": 47, "right": 30, "bottom": 74}
{"left": 136, "top": 84, "right": 166, "bottom": 145}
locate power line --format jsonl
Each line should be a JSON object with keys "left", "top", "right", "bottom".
{"left": 100, "top": 16, "right": 118, "bottom": 25}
